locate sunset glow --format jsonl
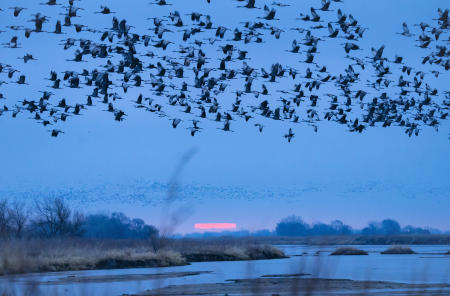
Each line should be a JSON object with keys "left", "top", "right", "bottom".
{"left": 195, "top": 223, "right": 237, "bottom": 230}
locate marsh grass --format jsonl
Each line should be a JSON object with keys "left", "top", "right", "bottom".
{"left": 0, "top": 238, "right": 285, "bottom": 275}
{"left": 330, "top": 247, "right": 368, "bottom": 255}
{"left": 167, "top": 237, "right": 287, "bottom": 261}
{"left": 381, "top": 245, "right": 416, "bottom": 254}
{"left": 0, "top": 239, "right": 185, "bottom": 275}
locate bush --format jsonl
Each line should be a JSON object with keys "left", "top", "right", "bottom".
{"left": 381, "top": 246, "right": 416, "bottom": 254}
{"left": 331, "top": 247, "right": 368, "bottom": 255}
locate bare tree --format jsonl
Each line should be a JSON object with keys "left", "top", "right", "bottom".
{"left": 8, "top": 201, "right": 28, "bottom": 238}
{"left": 0, "top": 199, "right": 10, "bottom": 239}
{"left": 32, "top": 197, "right": 84, "bottom": 238}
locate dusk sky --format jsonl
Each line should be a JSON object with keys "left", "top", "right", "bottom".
{"left": 0, "top": 0, "right": 448, "bottom": 233}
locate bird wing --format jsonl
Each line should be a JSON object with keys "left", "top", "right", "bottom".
{"left": 402, "top": 22, "right": 410, "bottom": 35}
{"left": 328, "top": 22, "right": 334, "bottom": 34}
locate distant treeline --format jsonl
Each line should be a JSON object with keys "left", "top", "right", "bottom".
{"left": 275, "top": 216, "right": 352, "bottom": 236}
{"left": 1, "top": 198, "right": 445, "bottom": 240}
{"left": 274, "top": 215, "right": 440, "bottom": 237}
{"left": 178, "top": 216, "right": 445, "bottom": 239}
{"left": 0, "top": 198, "right": 158, "bottom": 240}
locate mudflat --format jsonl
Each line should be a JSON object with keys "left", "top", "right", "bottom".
{"left": 25, "top": 271, "right": 212, "bottom": 285}
{"left": 132, "top": 277, "right": 450, "bottom": 296}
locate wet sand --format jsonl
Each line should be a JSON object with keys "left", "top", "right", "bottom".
{"left": 28, "top": 271, "right": 212, "bottom": 285}
{"left": 132, "top": 276, "right": 450, "bottom": 296}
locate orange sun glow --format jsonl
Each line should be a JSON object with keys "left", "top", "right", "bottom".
{"left": 194, "top": 223, "right": 237, "bottom": 230}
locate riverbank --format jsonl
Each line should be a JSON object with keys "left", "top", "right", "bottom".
{"left": 0, "top": 238, "right": 286, "bottom": 275}
{"left": 134, "top": 276, "right": 450, "bottom": 296}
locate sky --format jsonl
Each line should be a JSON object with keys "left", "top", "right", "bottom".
{"left": 0, "top": 0, "right": 449, "bottom": 233}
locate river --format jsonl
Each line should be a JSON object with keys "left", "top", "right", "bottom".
{"left": 1, "top": 245, "right": 449, "bottom": 296}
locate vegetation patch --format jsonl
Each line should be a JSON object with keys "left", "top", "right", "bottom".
{"left": 183, "top": 245, "right": 286, "bottom": 262}
{"left": 0, "top": 241, "right": 187, "bottom": 275}
{"left": 0, "top": 239, "right": 286, "bottom": 275}
{"left": 331, "top": 247, "right": 368, "bottom": 255}
{"left": 381, "top": 246, "right": 416, "bottom": 254}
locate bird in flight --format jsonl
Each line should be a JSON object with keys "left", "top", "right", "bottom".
{"left": 0, "top": 0, "right": 447, "bottom": 143}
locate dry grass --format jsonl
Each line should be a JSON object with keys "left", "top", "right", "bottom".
{"left": 0, "top": 238, "right": 285, "bottom": 275}
{"left": 182, "top": 244, "right": 286, "bottom": 262}
{"left": 381, "top": 245, "right": 416, "bottom": 254}
{"left": 0, "top": 239, "right": 186, "bottom": 275}
{"left": 331, "top": 247, "right": 368, "bottom": 255}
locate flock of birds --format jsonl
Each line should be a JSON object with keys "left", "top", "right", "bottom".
{"left": 0, "top": 0, "right": 448, "bottom": 141}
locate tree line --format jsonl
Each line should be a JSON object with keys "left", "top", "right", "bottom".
{"left": 0, "top": 198, "right": 158, "bottom": 240}
{"left": 275, "top": 216, "right": 436, "bottom": 237}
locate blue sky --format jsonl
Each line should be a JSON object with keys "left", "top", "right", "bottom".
{"left": 0, "top": 0, "right": 448, "bottom": 233}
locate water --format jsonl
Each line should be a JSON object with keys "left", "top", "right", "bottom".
{"left": 1, "top": 245, "right": 449, "bottom": 296}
